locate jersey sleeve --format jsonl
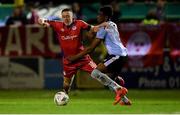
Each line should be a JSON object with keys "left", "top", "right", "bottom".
{"left": 96, "top": 27, "right": 107, "bottom": 39}
{"left": 79, "top": 20, "right": 91, "bottom": 30}
{"left": 45, "top": 20, "right": 59, "bottom": 29}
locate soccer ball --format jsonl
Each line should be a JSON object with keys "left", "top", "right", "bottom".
{"left": 54, "top": 91, "right": 69, "bottom": 106}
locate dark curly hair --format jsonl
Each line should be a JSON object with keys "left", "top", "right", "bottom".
{"left": 99, "top": 5, "right": 113, "bottom": 19}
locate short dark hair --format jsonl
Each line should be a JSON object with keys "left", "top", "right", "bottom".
{"left": 61, "top": 8, "right": 72, "bottom": 13}
{"left": 99, "top": 5, "right": 113, "bottom": 18}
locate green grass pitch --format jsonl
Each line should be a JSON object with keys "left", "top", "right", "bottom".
{"left": 0, "top": 89, "right": 180, "bottom": 114}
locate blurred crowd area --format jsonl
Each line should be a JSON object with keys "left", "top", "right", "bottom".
{"left": 0, "top": 0, "right": 179, "bottom": 26}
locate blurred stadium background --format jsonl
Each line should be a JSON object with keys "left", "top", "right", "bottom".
{"left": 0, "top": 0, "right": 180, "bottom": 114}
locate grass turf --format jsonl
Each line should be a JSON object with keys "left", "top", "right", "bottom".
{"left": 0, "top": 89, "right": 180, "bottom": 114}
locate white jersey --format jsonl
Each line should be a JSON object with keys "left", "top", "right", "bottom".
{"left": 96, "top": 21, "right": 127, "bottom": 56}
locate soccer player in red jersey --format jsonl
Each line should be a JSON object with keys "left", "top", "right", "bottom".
{"left": 38, "top": 8, "right": 105, "bottom": 94}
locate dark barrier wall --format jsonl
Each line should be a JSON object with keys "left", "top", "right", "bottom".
{"left": 0, "top": 25, "right": 60, "bottom": 56}
{"left": 121, "top": 51, "right": 180, "bottom": 89}
{"left": 118, "top": 23, "right": 180, "bottom": 88}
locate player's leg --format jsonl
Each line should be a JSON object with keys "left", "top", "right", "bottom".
{"left": 108, "top": 74, "right": 131, "bottom": 105}
{"left": 93, "top": 54, "right": 131, "bottom": 105}
{"left": 108, "top": 73, "right": 125, "bottom": 86}
{"left": 80, "top": 59, "right": 97, "bottom": 74}
{"left": 80, "top": 56, "right": 120, "bottom": 91}
{"left": 91, "top": 63, "right": 120, "bottom": 90}
{"left": 119, "top": 96, "right": 132, "bottom": 106}
{"left": 81, "top": 58, "right": 128, "bottom": 105}
{"left": 63, "top": 75, "right": 75, "bottom": 94}
{"left": 115, "top": 76, "right": 125, "bottom": 86}
{"left": 91, "top": 63, "right": 127, "bottom": 105}
{"left": 63, "top": 63, "right": 77, "bottom": 94}
{"left": 104, "top": 55, "right": 127, "bottom": 81}
{"left": 114, "top": 75, "right": 132, "bottom": 105}
{"left": 102, "top": 55, "right": 131, "bottom": 105}
{"left": 81, "top": 56, "right": 129, "bottom": 105}
{"left": 81, "top": 59, "right": 124, "bottom": 91}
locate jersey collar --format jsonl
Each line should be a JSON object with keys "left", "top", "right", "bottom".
{"left": 63, "top": 19, "right": 76, "bottom": 28}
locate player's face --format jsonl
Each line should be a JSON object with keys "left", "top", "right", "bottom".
{"left": 61, "top": 11, "right": 73, "bottom": 25}
{"left": 97, "top": 11, "right": 106, "bottom": 24}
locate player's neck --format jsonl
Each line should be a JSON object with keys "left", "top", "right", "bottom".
{"left": 65, "top": 22, "right": 72, "bottom": 26}
{"left": 64, "top": 21, "right": 73, "bottom": 28}
{"left": 64, "top": 20, "right": 74, "bottom": 27}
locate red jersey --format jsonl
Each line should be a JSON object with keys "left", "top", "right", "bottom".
{"left": 47, "top": 20, "right": 90, "bottom": 58}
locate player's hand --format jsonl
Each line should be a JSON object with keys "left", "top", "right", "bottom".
{"left": 92, "top": 26, "right": 99, "bottom": 32}
{"left": 38, "top": 18, "right": 50, "bottom": 27}
{"left": 67, "top": 56, "right": 77, "bottom": 63}
{"left": 38, "top": 18, "right": 45, "bottom": 24}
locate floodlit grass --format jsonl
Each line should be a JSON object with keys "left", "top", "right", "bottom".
{"left": 0, "top": 89, "right": 180, "bottom": 114}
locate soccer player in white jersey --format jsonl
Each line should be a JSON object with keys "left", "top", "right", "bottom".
{"left": 67, "top": 6, "right": 131, "bottom": 105}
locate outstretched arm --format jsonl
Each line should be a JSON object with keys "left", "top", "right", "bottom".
{"left": 91, "top": 22, "right": 109, "bottom": 32}
{"left": 67, "top": 38, "right": 101, "bottom": 62}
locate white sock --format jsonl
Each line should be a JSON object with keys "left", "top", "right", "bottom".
{"left": 91, "top": 69, "right": 122, "bottom": 91}
{"left": 121, "top": 96, "right": 129, "bottom": 103}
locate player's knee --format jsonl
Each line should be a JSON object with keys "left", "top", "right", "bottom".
{"left": 91, "top": 69, "right": 100, "bottom": 79}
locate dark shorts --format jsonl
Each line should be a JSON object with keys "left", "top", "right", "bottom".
{"left": 103, "top": 54, "right": 128, "bottom": 74}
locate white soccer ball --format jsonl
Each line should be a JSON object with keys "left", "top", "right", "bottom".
{"left": 54, "top": 91, "right": 69, "bottom": 106}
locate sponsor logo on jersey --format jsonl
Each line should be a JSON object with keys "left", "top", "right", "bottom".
{"left": 72, "top": 26, "right": 77, "bottom": 30}
{"left": 61, "top": 35, "right": 78, "bottom": 40}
